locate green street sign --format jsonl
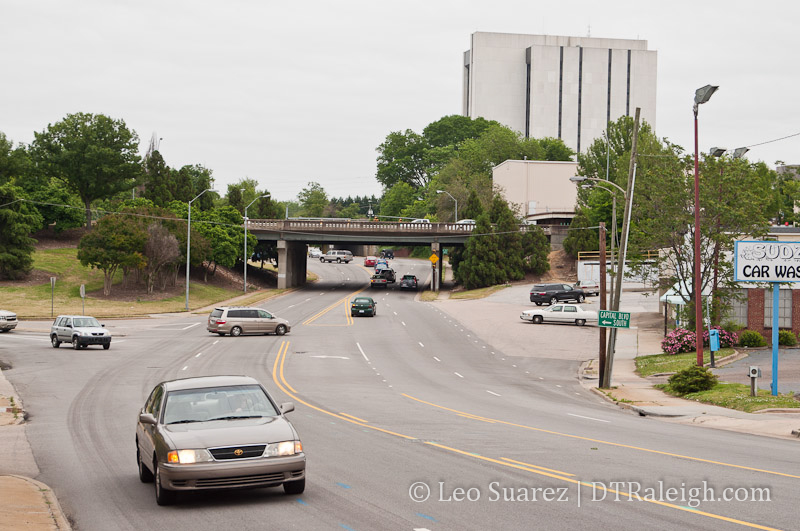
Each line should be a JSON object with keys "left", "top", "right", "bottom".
{"left": 598, "top": 310, "right": 631, "bottom": 329}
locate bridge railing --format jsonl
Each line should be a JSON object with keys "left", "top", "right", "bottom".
{"left": 246, "top": 219, "right": 552, "bottom": 236}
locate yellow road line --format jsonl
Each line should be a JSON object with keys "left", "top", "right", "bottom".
{"left": 303, "top": 288, "right": 367, "bottom": 326}
{"left": 339, "top": 412, "right": 368, "bottom": 423}
{"left": 457, "top": 413, "right": 496, "bottom": 423}
{"left": 500, "top": 457, "right": 575, "bottom": 477}
{"left": 425, "top": 442, "right": 780, "bottom": 531}
{"left": 402, "top": 393, "right": 800, "bottom": 480}
{"left": 271, "top": 346, "right": 779, "bottom": 530}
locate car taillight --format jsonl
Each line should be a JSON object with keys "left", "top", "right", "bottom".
{"left": 215, "top": 320, "right": 226, "bottom": 324}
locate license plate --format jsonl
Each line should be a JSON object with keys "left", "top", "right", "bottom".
{"left": 359, "top": 310, "right": 364, "bottom": 313}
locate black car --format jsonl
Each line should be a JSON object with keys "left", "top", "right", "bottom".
{"left": 529, "top": 283, "right": 586, "bottom": 306}
{"left": 380, "top": 249, "right": 394, "bottom": 259}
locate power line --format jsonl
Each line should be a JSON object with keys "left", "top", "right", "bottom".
{"left": 743, "top": 131, "right": 800, "bottom": 149}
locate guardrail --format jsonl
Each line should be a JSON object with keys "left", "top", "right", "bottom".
{"left": 246, "top": 219, "right": 552, "bottom": 236}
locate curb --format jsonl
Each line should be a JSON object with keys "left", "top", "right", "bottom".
{"left": 628, "top": 405, "right": 688, "bottom": 418}
{"left": 6, "top": 475, "right": 71, "bottom": 530}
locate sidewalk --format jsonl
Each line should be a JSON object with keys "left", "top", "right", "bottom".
{"left": 585, "top": 310, "right": 800, "bottom": 440}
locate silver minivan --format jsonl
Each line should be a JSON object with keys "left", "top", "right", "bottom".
{"left": 320, "top": 250, "right": 353, "bottom": 263}
{"left": 207, "top": 307, "right": 291, "bottom": 337}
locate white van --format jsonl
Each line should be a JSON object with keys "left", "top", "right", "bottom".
{"left": 411, "top": 219, "right": 431, "bottom": 224}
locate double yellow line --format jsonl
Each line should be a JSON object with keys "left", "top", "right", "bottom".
{"left": 270, "top": 342, "right": 781, "bottom": 530}
{"left": 302, "top": 288, "right": 368, "bottom": 326}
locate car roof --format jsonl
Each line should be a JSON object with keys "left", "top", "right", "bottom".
{"left": 161, "top": 375, "right": 259, "bottom": 392}
{"left": 55, "top": 315, "right": 96, "bottom": 319}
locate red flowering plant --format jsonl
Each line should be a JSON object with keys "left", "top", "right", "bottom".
{"left": 661, "top": 327, "right": 738, "bottom": 355}
{"left": 702, "top": 326, "right": 738, "bottom": 348}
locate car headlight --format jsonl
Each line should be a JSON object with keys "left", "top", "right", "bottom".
{"left": 167, "top": 449, "right": 214, "bottom": 464}
{"left": 265, "top": 440, "right": 302, "bottom": 457}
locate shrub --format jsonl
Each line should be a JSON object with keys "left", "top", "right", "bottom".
{"left": 739, "top": 330, "right": 767, "bottom": 348}
{"left": 661, "top": 328, "right": 696, "bottom": 355}
{"left": 702, "top": 326, "right": 738, "bottom": 349}
{"left": 668, "top": 365, "right": 718, "bottom": 395}
{"left": 779, "top": 329, "right": 798, "bottom": 346}
{"left": 721, "top": 320, "right": 746, "bottom": 333}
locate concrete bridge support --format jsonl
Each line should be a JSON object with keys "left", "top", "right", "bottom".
{"left": 277, "top": 240, "right": 307, "bottom": 289}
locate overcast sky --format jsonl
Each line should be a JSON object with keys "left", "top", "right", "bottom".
{"left": 2, "top": 1, "right": 798, "bottom": 203}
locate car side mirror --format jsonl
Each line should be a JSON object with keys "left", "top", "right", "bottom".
{"left": 101, "top": 324, "right": 105, "bottom": 327}
{"left": 280, "top": 402, "right": 295, "bottom": 414}
{"left": 139, "top": 413, "right": 157, "bottom": 425}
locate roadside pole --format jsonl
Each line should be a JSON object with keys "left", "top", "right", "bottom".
{"left": 50, "top": 277, "right": 56, "bottom": 318}
{"left": 599, "top": 222, "right": 607, "bottom": 387}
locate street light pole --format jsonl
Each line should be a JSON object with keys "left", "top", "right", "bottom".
{"left": 185, "top": 188, "right": 214, "bottom": 311}
{"left": 436, "top": 190, "right": 458, "bottom": 221}
{"left": 693, "top": 84, "right": 719, "bottom": 366}
{"left": 244, "top": 194, "right": 270, "bottom": 293}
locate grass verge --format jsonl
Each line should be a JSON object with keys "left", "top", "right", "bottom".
{"left": 419, "top": 291, "right": 439, "bottom": 302}
{"left": 657, "top": 383, "right": 800, "bottom": 412}
{"left": 449, "top": 284, "right": 510, "bottom": 300}
{"left": 635, "top": 348, "right": 736, "bottom": 377}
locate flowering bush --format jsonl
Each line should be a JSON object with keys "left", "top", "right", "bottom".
{"left": 702, "top": 326, "right": 738, "bottom": 349}
{"left": 662, "top": 327, "right": 738, "bottom": 355}
{"left": 661, "top": 328, "right": 696, "bottom": 355}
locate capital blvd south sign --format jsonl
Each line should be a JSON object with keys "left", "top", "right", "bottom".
{"left": 734, "top": 241, "right": 800, "bottom": 396}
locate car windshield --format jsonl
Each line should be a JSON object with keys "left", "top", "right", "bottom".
{"left": 163, "top": 385, "right": 278, "bottom": 424}
{"left": 73, "top": 317, "right": 101, "bottom": 328}
{"left": 402, "top": 275, "right": 415, "bottom": 280}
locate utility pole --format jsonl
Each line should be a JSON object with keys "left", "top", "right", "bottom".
{"left": 603, "top": 107, "right": 640, "bottom": 389}
{"left": 599, "top": 222, "right": 607, "bottom": 386}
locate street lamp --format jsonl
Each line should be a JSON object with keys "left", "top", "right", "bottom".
{"left": 436, "top": 190, "right": 458, "bottom": 221}
{"left": 185, "top": 188, "right": 215, "bottom": 311}
{"left": 693, "top": 84, "right": 719, "bottom": 366}
{"left": 244, "top": 194, "right": 270, "bottom": 293}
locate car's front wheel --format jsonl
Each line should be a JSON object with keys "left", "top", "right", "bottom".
{"left": 230, "top": 326, "right": 242, "bottom": 337}
{"left": 576, "top": 319, "right": 586, "bottom": 326}
{"left": 103, "top": 343, "right": 110, "bottom": 350}
{"left": 51, "top": 335, "right": 60, "bottom": 348}
{"left": 284, "top": 478, "right": 305, "bottom": 495}
{"left": 533, "top": 315, "right": 543, "bottom": 324}
{"left": 336, "top": 258, "right": 341, "bottom": 263}
{"left": 72, "top": 337, "right": 81, "bottom": 350}
{"left": 154, "top": 459, "right": 176, "bottom": 505}
{"left": 137, "top": 445, "right": 153, "bottom": 483}
{"left": 319, "top": 257, "right": 325, "bottom": 262}
{"left": 275, "top": 324, "right": 287, "bottom": 336}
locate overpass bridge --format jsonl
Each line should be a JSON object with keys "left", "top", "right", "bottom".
{"left": 247, "top": 219, "right": 551, "bottom": 289}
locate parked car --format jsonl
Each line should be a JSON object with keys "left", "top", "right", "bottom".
{"left": 351, "top": 297, "right": 377, "bottom": 316}
{"left": 574, "top": 280, "right": 600, "bottom": 296}
{"left": 135, "top": 375, "right": 305, "bottom": 505}
{"left": 307, "top": 247, "right": 322, "bottom": 258}
{"left": 0, "top": 310, "right": 17, "bottom": 332}
{"left": 207, "top": 307, "right": 290, "bottom": 336}
{"left": 320, "top": 250, "right": 353, "bottom": 263}
{"left": 520, "top": 304, "right": 597, "bottom": 326}
{"left": 455, "top": 219, "right": 476, "bottom": 225}
{"left": 529, "top": 283, "right": 586, "bottom": 305}
{"left": 364, "top": 256, "right": 378, "bottom": 267}
{"left": 380, "top": 249, "right": 394, "bottom": 259}
{"left": 50, "top": 315, "right": 112, "bottom": 350}
{"left": 399, "top": 275, "right": 418, "bottom": 290}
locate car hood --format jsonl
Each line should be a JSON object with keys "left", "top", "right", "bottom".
{"left": 74, "top": 326, "right": 108, "bottom": 334}
{"left": 0, "top": 310, "right": 16, "bottom": 317}
{"left": 163, "top": 416, "right": 296, "bottom": 448}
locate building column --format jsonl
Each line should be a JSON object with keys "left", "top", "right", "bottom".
{"left": 277, "top": 240, "right": 307, "bottom": 289}
{"left": 431, "top": 242, "right": 440, "bottom": 291}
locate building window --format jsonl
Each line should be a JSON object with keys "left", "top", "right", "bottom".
{"left": 764, "top": 288, "right": 792, "bottom": 329}
{"left": 729, "top": 289, "right": 748, "bottom": 327}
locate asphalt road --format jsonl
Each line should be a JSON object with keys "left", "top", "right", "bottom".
{"left": 1, "top": 257, "right": 798, "bottom": 530}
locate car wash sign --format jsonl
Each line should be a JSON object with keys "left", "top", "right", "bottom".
{"left": 735, "top": 241, "right": 800, "bottom": 282}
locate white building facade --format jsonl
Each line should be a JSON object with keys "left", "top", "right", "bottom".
{"left": 463, "top": 32, "right": 657, "bottom": 154}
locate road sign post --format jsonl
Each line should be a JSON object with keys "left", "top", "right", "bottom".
{"left": 598, "top": 310, "right": 631, "bottom": 329}
{"left": 50, "top": 277, "right": 56, "bottom": 317}
{"left": 80, "top": 284, "right": 85, "bottom": 314}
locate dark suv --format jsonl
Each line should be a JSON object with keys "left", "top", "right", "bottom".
{"left": 529, "top": 283, "right": 586, "bottom": 306}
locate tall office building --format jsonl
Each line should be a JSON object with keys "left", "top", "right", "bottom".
{"left": 463, "top": 32, "right": 657, "bottom": 154}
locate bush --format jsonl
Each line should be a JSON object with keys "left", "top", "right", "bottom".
{"left": 668, "top": 365, "right": 718, "bottom": 395}
{"left": 661, "top": 328, "right": 696, "bottom": 355}
{"left": 739, "top": 330, "right": 767, "bottom": 348}
{"left": 721, "top": 320, "right": 746, "bottom": 333}
{"left": 779, "top": 329, "right": 798, "bottom": 346}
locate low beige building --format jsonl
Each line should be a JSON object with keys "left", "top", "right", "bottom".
{"left": 493, "top": 159, "right": 578, "bottom": 225}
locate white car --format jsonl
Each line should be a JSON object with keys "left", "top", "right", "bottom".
{"left": 520, "top": 304, "right": 597, "bottom": 327}
{"left": 0, "top": 310, "right": 17, "bottom": 332}
{"left": 574, "top": 280, "right": 600, "bottom": 296}
{"left": 308, "top": 247, "right": 322, "bottom": 258}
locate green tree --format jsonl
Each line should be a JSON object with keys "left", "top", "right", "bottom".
{"left": 375, "top": 130, "right": 428, "bottom": 189}
{"left": 142, "top": 151, "right": 172, "bottom": 207}
{"left": 455, "top": 213, "right": 503, "bottom": 289}
{"left": 298, "top": 182, "right": 328, "bottom": 217}
{"left": 489, "top": 195, "right": 525, "bottom": 281}
{"left": 562, "top": 209, "right": 598, "bottom": 258}
{"left": 0, "top": 133, "right": 32, "bottom": 187}
{"left": 461, "top": 190, "right": 484, "bottom": 220}
{"left": 25, "top": 178, "right": 85, "bottom": 233}
{"left": 31, "top": 113, "right": 142, "bottom": 228}
{"left": 192, "top": 206, "right": 246, "bottom": 281}
{"left": 380, "top": 182, "right": 416, "bottom": 218}
{"left": 77, "top": 213, "right": 147, "bottom": 295}
{"left": 0, "top": 184, "right": 42, "bottom": 279}
{"left": 521, "top": 226, "right": 551, "bottom": 275}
